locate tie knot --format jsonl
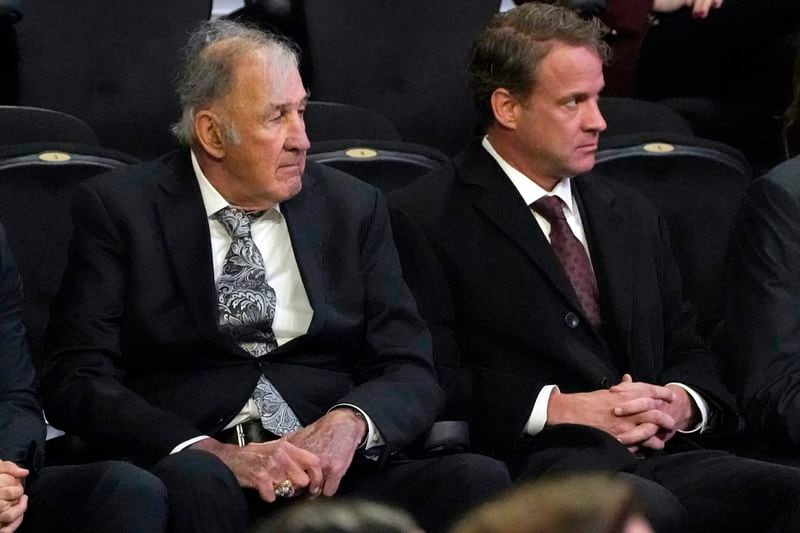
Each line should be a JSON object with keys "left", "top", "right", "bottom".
{"left": 214, "top": 207, "right": 265, "bottom": 238}
{"left": 531, "top": 195, "right": 566, "bottom": 222}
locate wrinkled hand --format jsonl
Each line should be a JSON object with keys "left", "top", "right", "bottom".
{"left": 285, "top": 409, "right": 367, "bottom": 497}
{"left": 190, "top": 438, "right": 323, "bottom": 503}
{"left": 653, "top": 0, "right": 724, "bottom": 18}
{"left": 547, "top": 376, "right": 677, "bottom": 450}
{"left": 0, "top": 461, "right": 28, "bottom": 533}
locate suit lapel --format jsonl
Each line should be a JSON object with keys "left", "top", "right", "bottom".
{"left": 279, "top": 167, "right": 329, "bottom": 341}
{"left": 458, "top": 144, "right": 587, "bottom": 317}
{"left": 574, "top": 175, "right": 634, "bottom": 353}
{"left": 154, "top": 152, "right": 220, "bottom": 341}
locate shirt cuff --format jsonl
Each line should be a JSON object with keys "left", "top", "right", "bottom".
{"left": 525, "top": 385, "right": 559, "bottom": 437}
{"left": 666, "top": 382, "right": 709, "bottom": 434}
{"left": 330, "top": 403, "right": 384, "bottom": 450}
{"left": 170, "top": 435, "right": 210, "bottom": 455}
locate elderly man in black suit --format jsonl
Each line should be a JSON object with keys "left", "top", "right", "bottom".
{"left": 0, "top": 223, "right": 169, "bottom": 533}
{"left": 41, "top": 19, "right": 509, "bottom": 533}
{"left": 389, "top": 3, "right": 800, "bottom": 532}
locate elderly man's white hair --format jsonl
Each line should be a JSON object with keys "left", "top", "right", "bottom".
{"left": 171, "top": 19, "right": 300, "bottom": 146}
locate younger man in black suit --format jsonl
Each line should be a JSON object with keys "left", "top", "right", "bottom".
{"left": 389, "top": 3, "right": 800, "bottom": 532}
{"left": 0, "top": 224, "right": 169, "bottom": 533}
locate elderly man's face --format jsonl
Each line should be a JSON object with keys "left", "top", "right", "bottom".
{"left": 215, "top": 51, "right": 310, "bottom": 207}
{"left": 509, "top": 42, "right": 606, "bottom": 188}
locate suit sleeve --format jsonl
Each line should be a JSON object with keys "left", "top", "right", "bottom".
{"left": 726, "top": 177, "right": 800, "bottom": 445}
{"left": 655, "top": 211, "right": 738, "bottom": 433}
{"left": 322, "top": 190, "right": 445, "bottom": 453}
{"left": 41, "top": 184, "right": 205, "bottom": 460}
{"left": 0, "top": 225, "right": 46, "bottom": 471}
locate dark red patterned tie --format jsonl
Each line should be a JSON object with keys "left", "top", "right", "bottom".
{"left": 532, "top": 196, "right": 602, "bottom": 328}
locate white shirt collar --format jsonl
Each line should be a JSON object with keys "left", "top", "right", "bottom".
{"left": 481, "top": 136, "right": 576, "bottom": 215}
{"left": 189, "top": 149, "right": 281, "bottom": 218}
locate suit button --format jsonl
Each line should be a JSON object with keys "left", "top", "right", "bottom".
{"left": 599, "top": 377, "right": 610, "bottom": 389}
{"left": 564, "top": 312, "right": 580, "bottom": 329}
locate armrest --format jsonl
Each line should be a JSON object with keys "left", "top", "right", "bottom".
{"left": 420, "top": 420, "right": 470, "bottom": 454}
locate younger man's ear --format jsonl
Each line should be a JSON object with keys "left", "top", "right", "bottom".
{"left": 490, "top": 88, "right": 521, "bottom": 130}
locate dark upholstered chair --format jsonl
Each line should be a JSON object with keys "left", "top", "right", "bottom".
{"left": 14, "top": 0, "right": 212, "bottom": 159}
{"left": 310, "top": 138, "right": 464, "bottom": 452}
{"left": 0, "top": 105, "right": 99, "bottom": 146}
{"left": 599, "top": 97, "right": 693, "bottom": 138}
{"left": 298, "top": 0, "right": 500, "bottom": 156}
{"left": 305, "top": 101, "right": 401, "bottom": 143}
{"left": 594, "top": 133, "right": 752, "bottom": 338}
{"left": 0, "top": 143, "right": 138, "bottom": 367}
{"left": 308, "top": 140, "right": 449, "bottom": 194}
{"left": 636, "top": 6, "right": 799, "bottom": 172}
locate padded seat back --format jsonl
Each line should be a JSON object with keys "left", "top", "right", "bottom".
{"left": 0, "top": 105, "right": 99, "bottom": 145}
{"left": 309, "top": 140, "right": 449, "bottom": 194}
{"left": 305, "top": 101, "right": 401, "bottom": 143}
{"left": 599, "top": 97, "right": 693, "bottom": 138}
{"left": 594, "top": 133, "right": 752, "bottom": 337}
{"left": 14, "top": 0, "right": 211, "bottom": 159}
{"left": 299, "top": 0, "right": 501, "bottom": 155}
{"left": 0, "top": 143, "right": 138, "bottom": 365}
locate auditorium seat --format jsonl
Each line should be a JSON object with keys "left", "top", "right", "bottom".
{"left": 13, "top": 0, "right": 212, "bottom": 160}
{"left": 305, "top": 101, "right": 401, "bottom": 143}
{"left": 635, "top": 5, "right": 799, "bottom": 173}
{"left": 0, "top": 105, "right": 99, "bottom": 146}
{"left": 594, "top": 133, "right": 752, "bottom": 338}
{"left": 298, "top": 0, "right": 501, "bottom": 156}
{"left": 0, "top": 143, "right": 138, "bottom": 367}
{"left": 308, "top": 140, "right": 450, "bottom": 194}
{"left": 599, "top": 97, "right": 693, "bottom": 138}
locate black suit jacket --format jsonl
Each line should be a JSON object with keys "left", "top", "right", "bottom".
{"left": 0, "top": 223, "right": 46, "bottom": 472}
{"left": 727, "top": 156, "right": 800, "bottom": 447}
{"left": 389, "top": 140, "right": 737, "bottom": 460}
{"left": 42, "top": 150, "right": 442, "bottom": 463}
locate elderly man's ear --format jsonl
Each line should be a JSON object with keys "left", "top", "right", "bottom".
{"left": 195, "top": 111, "right": 227, "bottom": 159}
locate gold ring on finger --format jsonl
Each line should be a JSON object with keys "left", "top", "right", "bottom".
{"left": 274, "top": 478, "right": 295, "bottom": 498}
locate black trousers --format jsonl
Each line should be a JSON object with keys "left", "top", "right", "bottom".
{"left": 515, "top": 425, "right": 800, "bottom": 533}
{"left": 152, "top": 449, "right": 510, "bottom": 533}
{"left": 336, "top": 452, "right": 511, "bottom": 532}
{"left": 21, "top": 461, "right": 168, "bottom": 533}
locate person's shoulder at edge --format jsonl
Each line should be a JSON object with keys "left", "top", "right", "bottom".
{"left": 753, "top": 156, "right": 800, "bottom": 194}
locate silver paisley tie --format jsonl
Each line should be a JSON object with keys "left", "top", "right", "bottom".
{"left": 215, "top": 207, "right": 301, "bottom": 435}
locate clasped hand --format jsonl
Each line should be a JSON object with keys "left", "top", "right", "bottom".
{"left": 548, "top": 374, "right": 697, "bottom": 452}
{"left": 0, "top": 460, "right": 29, "bottom": 533}
{"left": 193, "top": 408, "right": 366, "bottom": 502}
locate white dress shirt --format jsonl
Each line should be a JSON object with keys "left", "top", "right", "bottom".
{"left": 481, "top": 137, "right": 709, "bottom": 437}
{"left": 171, "top": 151, "right": 382, "bottom": 453}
